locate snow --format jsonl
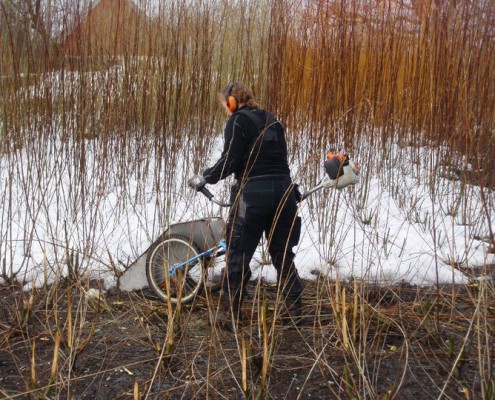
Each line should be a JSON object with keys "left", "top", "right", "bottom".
{"left": 1, "top": 134, "right": 494, "bottom": 291}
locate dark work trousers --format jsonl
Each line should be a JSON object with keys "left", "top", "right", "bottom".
{"left": 224, "top": 175, "right": 304, "bottom": 313}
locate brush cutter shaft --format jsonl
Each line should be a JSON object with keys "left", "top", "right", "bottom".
{"left": 193, "top": 156, "right": 359, "bottom": 205}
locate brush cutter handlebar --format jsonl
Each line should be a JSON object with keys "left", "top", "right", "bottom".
{"left": 201, "top": 187, "right": 231, "bottom": 207}
{"left": 188, "top": 175, "right": 231, "bottom": 207}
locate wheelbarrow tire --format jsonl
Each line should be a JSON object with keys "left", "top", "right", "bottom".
{"left": 146, "top": 234, "right": 205, "bottom": 304}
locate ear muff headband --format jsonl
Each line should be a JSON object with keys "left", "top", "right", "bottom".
{"left": 224, "top": 83, "right": 238, "bottom": 113}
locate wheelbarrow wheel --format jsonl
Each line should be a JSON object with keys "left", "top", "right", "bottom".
{"left": 146, "top": 234, "right": 205, "bottom": 304}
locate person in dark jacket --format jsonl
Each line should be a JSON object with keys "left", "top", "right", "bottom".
{"left": 194, "top": 82, "right": 304, "bottom": 330}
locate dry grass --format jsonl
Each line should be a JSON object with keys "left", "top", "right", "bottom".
{"left": 1, "top": 277, "right": 494, "bottom": 399}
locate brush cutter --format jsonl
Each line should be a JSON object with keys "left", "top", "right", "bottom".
{"left": 189, "top": 152, "right": 360, "bottom": 205}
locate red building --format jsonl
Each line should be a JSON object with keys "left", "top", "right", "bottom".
{"left": 62, "top": 0, "right": 151, "bottom": 57}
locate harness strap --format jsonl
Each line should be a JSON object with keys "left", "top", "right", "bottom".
{"left": 236, "top": 109, "right": 278, "bottom": 142}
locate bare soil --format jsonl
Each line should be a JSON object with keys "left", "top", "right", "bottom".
{"left": 0, "top": 278, "right": 493, "bottom": 399}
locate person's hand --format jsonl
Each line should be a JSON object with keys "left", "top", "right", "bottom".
{"left": 188, "top": 175, "right": 207, "bottom": 191}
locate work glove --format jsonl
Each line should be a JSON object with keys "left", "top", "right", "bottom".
{"left": 188, "top": 175, "right": 207, "bottom": 191}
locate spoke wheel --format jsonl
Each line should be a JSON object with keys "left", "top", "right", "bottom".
{"left": 146, "top": 234, "right": 204, "bottom": 304}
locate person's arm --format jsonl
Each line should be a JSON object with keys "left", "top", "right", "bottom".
{"left": 203, "top": 114, "right": 246, "bottom": 184}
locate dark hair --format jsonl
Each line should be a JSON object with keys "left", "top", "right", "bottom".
{"left": 224, "top": 82, "right": 259, "bottom": 108}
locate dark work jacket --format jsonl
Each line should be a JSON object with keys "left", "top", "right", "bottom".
{"left": 203, "top": 106, "right": 290, "bottom": 184}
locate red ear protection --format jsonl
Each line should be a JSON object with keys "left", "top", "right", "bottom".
{"left": 225, "top": 83, "right": 238, "bottom": 113}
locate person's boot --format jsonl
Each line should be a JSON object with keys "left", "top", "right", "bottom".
{"left": 282, "top": 296, "right": 309, "bottom": 327}
{"left": 216, "top": 292, "right": 244, "bottom": 332}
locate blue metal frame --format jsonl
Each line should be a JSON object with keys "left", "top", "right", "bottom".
{"left": 167, "top": 240, "right": 227, "bottom": 278}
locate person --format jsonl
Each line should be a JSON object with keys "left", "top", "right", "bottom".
{"left": 191, "top": 82, "right": 304, "bottom": 330}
